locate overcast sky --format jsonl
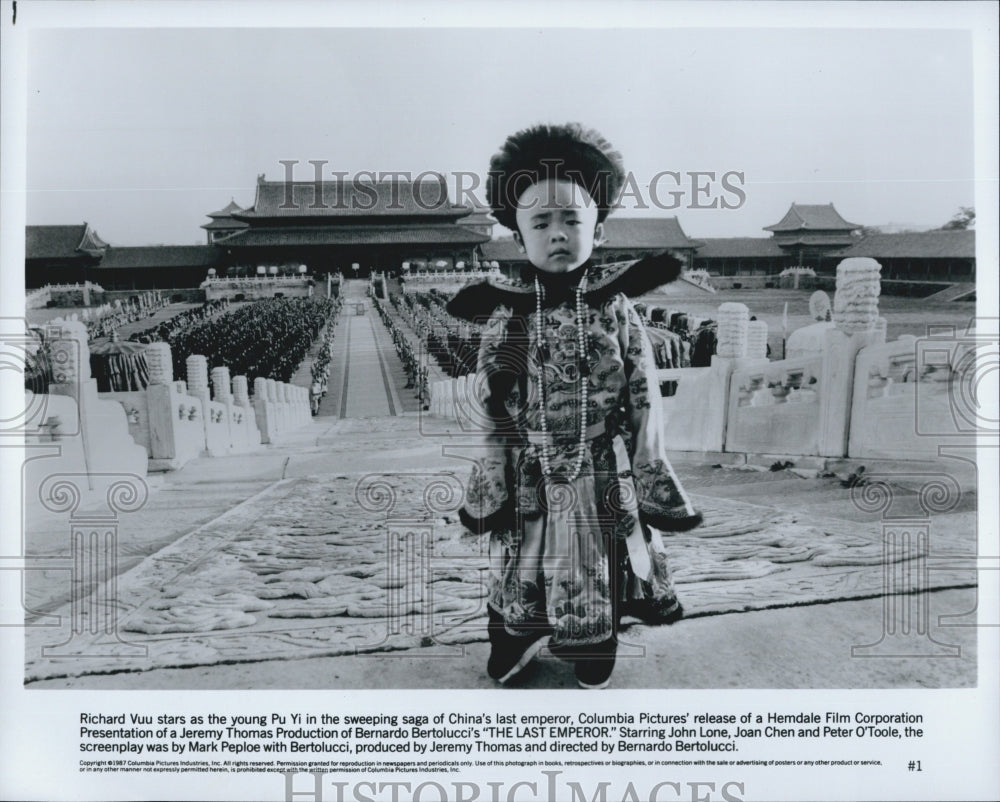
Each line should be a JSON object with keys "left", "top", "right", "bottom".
{"left": 26, "top": 25, "right": 975, "bottom": 245}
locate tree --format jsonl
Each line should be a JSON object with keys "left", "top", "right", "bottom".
{"left": 940, "top": 206, "right": 975, "bottom": 230}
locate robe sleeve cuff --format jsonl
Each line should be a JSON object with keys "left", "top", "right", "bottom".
{"left": 458, "top": 504, "right": 514, "bottom": 535}
{"left": 639, "top": 509, "right": 703, "bottom": 532}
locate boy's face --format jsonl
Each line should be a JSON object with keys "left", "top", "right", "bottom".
{"left": 513, "top": 179, "right": 603, "bottom": 274}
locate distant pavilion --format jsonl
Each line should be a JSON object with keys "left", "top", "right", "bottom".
{"left": 694, "top": 202, "right": 862, "bottom": 275}
{"left": 762, "top": 203, "right": 862, "bottom": 268}
{"left": 202, "top": 200, "right": 249, "bottom": 244}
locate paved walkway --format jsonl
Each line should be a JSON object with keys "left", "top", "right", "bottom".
{"left": 317, "top": 282, "right": 421, "bottom": 418}
{"left": 339, "top": 301, "right": 402, "bottom": 418}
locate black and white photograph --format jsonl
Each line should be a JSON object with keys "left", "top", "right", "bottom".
{"left": 2, "top": 2, "right": 998, "bottom": 801}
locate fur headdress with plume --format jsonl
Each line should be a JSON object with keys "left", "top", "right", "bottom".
{"left": 486, "top": 123, "right": 626, "bottom": 232}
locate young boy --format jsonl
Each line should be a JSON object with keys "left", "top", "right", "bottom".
{"left": 448, "top": 123, "right": 701, "bottom": 689}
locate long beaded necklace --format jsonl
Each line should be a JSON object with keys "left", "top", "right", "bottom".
{"left": 534, "top": 271, "right": 589, "bottom": 481}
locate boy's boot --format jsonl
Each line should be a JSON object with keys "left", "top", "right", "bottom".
{"left": 487, "top": 607, "right": 549, "bottom": 684}
{"left": 573, "top": 637, "right": 617, "bottom": 690}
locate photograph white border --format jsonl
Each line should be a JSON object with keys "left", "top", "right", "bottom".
{"left": 2, "top": 2, "right": 997, "bottom": 801}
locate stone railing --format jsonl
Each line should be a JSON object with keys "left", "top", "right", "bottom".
{"left": 201, "top": 276, "right": 314, "bottom": 301}
{"left": 656, "top": 360, "right": 737, "bottom": 452}
{"left": 251, "top": 376, "right": 311, "bottom": 444}
{"left": 726, "top": 350, "right": 830, "bottom": 455}
{"left": 849, "top": 331, "right": 981, "bottom": 460}
{"left": 26, "top": 286, "right": 53, "bottom": 309}
{"left": 402, "top": 269, "right": 501, "bottom": 284}
{"left": 26, "top": 281, "right": 110, "bottom": 309}
{"left": 23, "top": 319, "right": 148, "bottom": 499}
{"left": 24, "top": 327, "right": 313, "bottom": 481}
{"left": 203, "top": 275, "right": 310, "bottom": 283}
{"left": 46, "top": 290, "right": 167, "bottom": 340}
{"left": 105, "top": 346, "right": 258, "bottom": 468}
{"left": 429, "top": 373, "right": 484, "bottom": 427}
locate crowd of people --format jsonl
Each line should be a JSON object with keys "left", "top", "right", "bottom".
{"left": 373, "top": 292, "right": 429, "bottom": 407}
{"left": 53, "top": 291, "right": 168, "bottom": 342}
{"left": 637, "top": 303, "right": 718, "bottom": 369}
{"left": 169, "top": 297, "right": 338, "bottom": 385}
{"left": 308, "top": 300, "right": 343, "bottom": 414}
{"left": 128, "top": 299, "right": 231, "bottom": 345}
{"left": 394, "top": 290, "right": 481, "bottom": 378}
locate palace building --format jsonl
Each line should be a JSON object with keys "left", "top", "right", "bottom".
{"left": 832, "top": 229, "right": 975, "bottom": 282}
{"left": 90, "top": 245, "right": 225, "bottom": 290}
{"left": 26, "top": 188, "right": 975, "bottom": 294}
{"left": 212, "top": 174, "right": 491, "bottom": 276}
{"left": 25, "top": 223, "right": 109, "bottom": 287}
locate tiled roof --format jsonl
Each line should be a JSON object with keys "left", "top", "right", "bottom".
{"left": 219, "top": 225, "right": 490, "bottom": 247}
{"left": 764, "top": 203, "right": 861, "bottom": 232}
{"left": 480, "top": 238, "right": 527, "bottom": 261}
{"left": 79, "top": 225, "right": 110, "bottom": 256}
{"left": 26, "top": 224, "right": 108, "bottom": 259}
{"left": 202, "top": 217, "right": 250, "bottom": 231}
{"left": 235, "top": 175, "right": 471, "bottom": 219}
{"left": 95, "top": 246, "right": 224, "bottom": 269}
{"left": 599, "top": 217, "right": 700, "bottom": 250}
{"left": 837, "top": 230, "right": 975, "bottom": 259}
{"left": 694, "top": 237, "right": 786, "bottom": 258}
{"left": 207, "top": 199, "right": 245, "bottom": 218}
{"left": 774, "top": 236, "right": 858, "bottom": 248}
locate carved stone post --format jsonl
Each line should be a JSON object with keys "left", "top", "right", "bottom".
{"left": 819, "top": 258, "right": 884, "bottom": 456}
{"left": 186, "top": 355, "right": 209, "bottom": 406}
{"left": 210, "top": 366, "right": 233, "bottom": 405}
{"left": 232, "top": 375, "right": 251, "bottom": 408}
{"left": 716, "top": 302, "right": 749, "bottom": 359}
{"left": 144, "top": 342, "right": 173, "bottom": 385}
{"left": 833, "top": 257, "right": 881, "bottom": 335}
{"left": 253, "top": 376, "right": 277, "bottom": 443}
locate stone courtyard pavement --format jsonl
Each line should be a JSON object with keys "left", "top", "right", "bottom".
{"left": 22, "top": 285, "right": 982, "bottom": 689}
{"left": 24, "top": 413, "right": 980, "bottom": 689}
